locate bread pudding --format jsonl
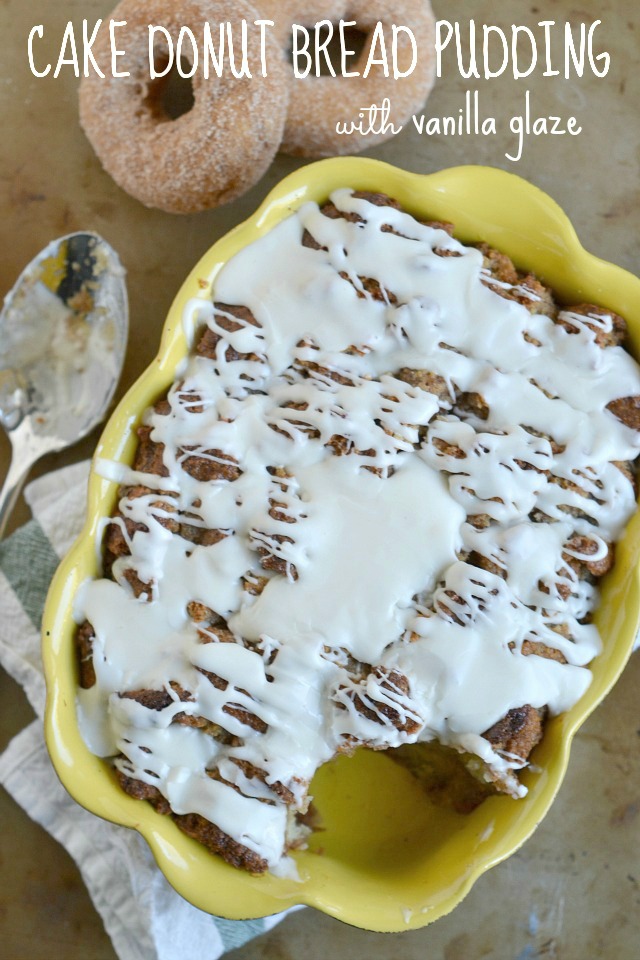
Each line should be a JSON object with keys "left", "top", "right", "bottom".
{"left": 74, "top": 189, "right": 640, "bottom": 875}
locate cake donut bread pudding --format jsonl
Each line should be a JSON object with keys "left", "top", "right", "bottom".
{"left": 74, "top": 189, "right": 640, "bottom": 875}
{"left": 79, "top": 0, "right": 290, "bottom": 214}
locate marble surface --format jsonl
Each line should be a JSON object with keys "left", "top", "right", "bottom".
{"left": 1, "top": 1, "right": 639, "bottom": 957}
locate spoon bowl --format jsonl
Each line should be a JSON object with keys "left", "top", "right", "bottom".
{"left": 0, "top": 232, "right": 128, "bottom": 536}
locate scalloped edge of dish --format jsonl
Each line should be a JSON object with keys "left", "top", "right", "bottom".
{"left": 43, "top": 158, "right": 640, "bottom": 932}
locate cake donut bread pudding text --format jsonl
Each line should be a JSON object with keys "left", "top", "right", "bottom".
{"left": 74, "top": 190, "right": 640, "bottom": 875}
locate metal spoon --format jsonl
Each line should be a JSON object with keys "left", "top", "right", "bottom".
{"left": 0, "top": 233, "right": 128, "bottom": 537}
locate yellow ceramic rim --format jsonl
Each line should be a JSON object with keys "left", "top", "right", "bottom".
{"left": 42, "top": 158, "right": 640, "bottom": 932}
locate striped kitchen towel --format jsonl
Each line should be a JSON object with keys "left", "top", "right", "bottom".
{"left": 0, "top": 461, "right": 297, "bottom": 960}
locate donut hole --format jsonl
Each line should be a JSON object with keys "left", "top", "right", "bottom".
{"left": 141, "top": 52, "right": 196, "bottom": 122}
{"left": 288, "top": 23, "right": 369, "bottom": 77}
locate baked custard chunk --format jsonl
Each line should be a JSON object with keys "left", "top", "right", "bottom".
{"left": 75, "top": 189, "right": 640, "bottom": 875}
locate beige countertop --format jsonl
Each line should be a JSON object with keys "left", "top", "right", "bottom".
{"left": 1, "top": 1, "right": 639, "bottom": 957}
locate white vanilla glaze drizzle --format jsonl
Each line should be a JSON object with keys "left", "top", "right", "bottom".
{"left": 76, "top": 189, "right": 640, "bottom": 871}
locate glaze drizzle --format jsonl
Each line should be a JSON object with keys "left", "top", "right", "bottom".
{"left": 76, "top": 190, "right": 640, "bottom": 872}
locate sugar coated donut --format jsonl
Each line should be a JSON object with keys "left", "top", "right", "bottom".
{"left": 259, "top": 0, "right": 436, "bottom": 157}
{"left": 79, "top": 0, "right": 290, "bottom": 213}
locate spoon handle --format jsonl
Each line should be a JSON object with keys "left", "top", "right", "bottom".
{"left": 0, "top": 419, "right": 61, "bottom": 539}
{"left": 0, "top": 449, "right": 32, "bottom": 539}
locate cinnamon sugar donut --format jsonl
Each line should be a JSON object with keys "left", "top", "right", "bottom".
{"left": 79, "top": 0, "right": 290, "bottom": 213}
{"left": 259, "top": 0, "right": 436, "bottom": 157}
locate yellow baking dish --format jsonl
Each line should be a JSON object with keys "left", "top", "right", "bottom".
{"left": 42, "top": 158, "right": 640, "bottom": 932}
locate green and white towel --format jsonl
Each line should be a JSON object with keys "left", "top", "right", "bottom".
{"left": 0, "top": 461, "right": 296, "bottom": 960}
